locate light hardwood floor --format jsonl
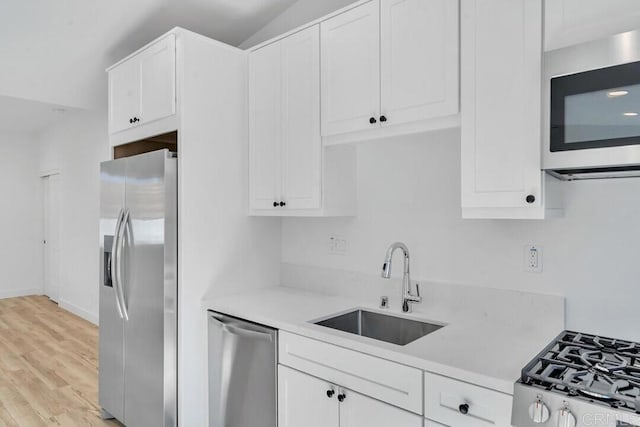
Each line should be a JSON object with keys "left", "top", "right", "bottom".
{"left": 0, "top": 296, "right": 122, "bottom": 426}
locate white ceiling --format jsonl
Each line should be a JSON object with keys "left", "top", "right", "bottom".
{"left": 0, "top": 0, "right": 299, "bottom": 131}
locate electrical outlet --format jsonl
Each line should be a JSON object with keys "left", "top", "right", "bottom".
{"left": 328, "top": 235, "right": 348, "bottom": 255}
{"left": 524, "top": 244, "right": 542, "bottom": 273}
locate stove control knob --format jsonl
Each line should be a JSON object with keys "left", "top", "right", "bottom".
{"left": 529, "top": 399, "right": 550, "bottom": 424}
{"left": 556, "top": 407, "right": 576, "bottom": 427}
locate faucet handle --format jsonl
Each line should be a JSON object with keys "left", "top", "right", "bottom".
{"left": 415, "top": 283, "right": 420, "bottom": 297}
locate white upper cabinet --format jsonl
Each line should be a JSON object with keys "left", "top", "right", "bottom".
{"left": 545, "top": 0, "right": 640, "bottom": 51}
{"left": 109, "top": 58, "right": 139, "bottom": 134}
{"left": 249, "top": 26, "right": 355, "bottom": 216}
{"left": 321, "top": 1, "right": 380, "bottom": 136}
{"left": 108, "top": 34, "right": 176, "bottom": 135}
{"left": 460, "top": 0, "right": 545, "bottom": 219}
{"left": 321, "top": 0, "right": 459, "bottom": 140}
{"left": 250, "top": 25, "right": 321, "bottom": 212}
{"left": 380, "top": 0, "right": 459, "bottom": 126}
{"left": 281, "top": 26, "right": 322, "bottom": 210}
{"left": 138, "top": 35, "right": 176, "bottom": 126}
{"left": 249, "top": 40, "right": 282, "bottom": 210}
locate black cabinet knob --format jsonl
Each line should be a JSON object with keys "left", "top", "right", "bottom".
{"left": 380, "top": 115, "right": 387, "bottom": 122}
{"left": 326, "top": 390, "right": 335, "bottom": 398}
{"left": 459, "top": 403, "right": 469, "bottom": 415}
{"left": 273, "top": 201, "right": 278, "bottom": 208}
{"left": 129, "top": 118, "right": 134, "bottom": 124}
{"left": 369, "top": 117, "right": 377, "bottom": 124}
{"left": 134, "top": 117, "right": 140, "bottom": 123}
{"left": 526, "top": 194, "right": 536, "bottom": 204}
{"left": 279, "top": 201, "right": 286, "bottom": 207}
{"left": 337, "top": 393, "right": 346, "bottom": 402}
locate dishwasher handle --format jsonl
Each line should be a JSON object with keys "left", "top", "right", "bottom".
{"left": 209, "top": 313, "right": 275, "bottom": 342}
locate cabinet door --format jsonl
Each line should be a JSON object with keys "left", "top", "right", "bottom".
{"left": 339, "top": 388, "right": 423, "bottom": 427}
{"left": 139, "top": 34, "right": 176, "bottom": 125}
{"left": 460, "top": 0, "right": 543, "bottom": 218}
{"left": 321, "top": 0, "right": 380, "bottom": 136}
{"left": 108, "top": 57, "right": 139, "bottom": 134}
{"left": 249, "top": 41, "right": 282, "bottom": 210}
{"left": 380, "top": 0, "right": 459, "bottom": 126}
{"left": 278, "top": 366, "right": 339, "bottom": 427}
{"left": 281, "top": 26, "right": 322, "bottom": 210}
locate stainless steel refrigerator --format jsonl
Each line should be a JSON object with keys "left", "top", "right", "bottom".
{"left": 99, "top": 149, "right": 177, "bottom": 427}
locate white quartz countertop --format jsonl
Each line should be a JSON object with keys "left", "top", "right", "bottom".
{"left": 202, "top": 286, "right": 562, "bottom": 395}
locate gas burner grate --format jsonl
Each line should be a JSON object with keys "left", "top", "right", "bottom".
{"left": 521, "top": 331, "right": 640, "bottom": 414}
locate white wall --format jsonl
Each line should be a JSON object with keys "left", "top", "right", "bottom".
{"left": 0, "top": 131, "right": 43, "bottom": 298}
{"left": 37, "top": 110, "right": 110, "bottom": 323}
{"left": 239, "top": 0, "right": 356, "bottom": 48}
{"left": 282, "top": 129, "right": 640, "bottom": 342}
{"left": 178, "top": 32, "right": 281, "bottom": 426}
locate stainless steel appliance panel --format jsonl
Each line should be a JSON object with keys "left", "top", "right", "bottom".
{"left": 544, "top": 29, "right": 640, "bottom": 173}
{"left": 99, "top": 149, "right": 177, "bottom": 427}
{"left": 122, "top": 150, "right": 177, "bottom": 427}
{"left": 99, "top": 158, "right": 126, "bottom": 421}
{"left": 208, "top": 312, "right": 277, "bottom": 427}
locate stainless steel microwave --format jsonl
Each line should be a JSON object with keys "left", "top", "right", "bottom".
{"left": 544, "top": 29, "right": 640, "bottom": 180}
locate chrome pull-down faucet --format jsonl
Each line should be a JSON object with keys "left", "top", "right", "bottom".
{"left": 381, "top": 242, "right": 422, "bottom": 313}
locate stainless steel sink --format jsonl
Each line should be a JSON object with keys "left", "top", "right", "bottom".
{"left": 314, "top": 309, "right": 445, "bottom": 346}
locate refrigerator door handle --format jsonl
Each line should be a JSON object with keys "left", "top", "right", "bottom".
{"left": 115, "top": 208, "right": 130, "bottom": 321}
{"left": 111, "top": 208, "right": 125, "bottom": 319}
{"left": 209, "top": 315, "right": 274, "bottom": 342}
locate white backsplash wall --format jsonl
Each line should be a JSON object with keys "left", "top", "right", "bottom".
{"left": 281, "top": 128, "right": 640, "bottom": 342}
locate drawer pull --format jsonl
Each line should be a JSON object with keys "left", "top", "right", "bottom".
{"left": 459, "top": 403, "right": 470, "bottom": 415}
{"left": 337, "top": 393, "right": 346, "bottom": 402}
{"left": 326, "top": 389, "right": 335, "bottom": 398}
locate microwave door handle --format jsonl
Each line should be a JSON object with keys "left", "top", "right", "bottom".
{"left": 111, "top": 209, "right": 125, "bottom": 319}
{"left": 116, "top": 209, "right": 130, "bottom": 321}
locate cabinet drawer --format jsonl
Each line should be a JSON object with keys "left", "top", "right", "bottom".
{"left": 279, "top": 331, "right": 422, "bottom": 414}
{"left": 424, "top": 372, "right": 512, "bottom": 427}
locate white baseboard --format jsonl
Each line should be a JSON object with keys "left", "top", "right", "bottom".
{"left": 0, "top": 288, "right": 43, "bottom": 299}
{"left": 58, "top": 299, "right": 99, "bottom": 325}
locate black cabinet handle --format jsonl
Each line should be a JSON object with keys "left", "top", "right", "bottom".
{"left": 279, "top": 201, "right": 286, "bottom": 207}
{"left": 337, "top": 393, "right": 346, "bottom": 402}
{"left": 133, "top": 117, "right": 140, "bottom": 123}
{"left": 273, "top": 201, "right": 278, "bottom": 208}
{"left": 326, "top": 390, "right": 335, "bottom": 398}
{"left": 526, "top": 194, "right": 536, "bottom": 204}
{"left": 380, "top": 115, "right": 387, "bottom": 122}
{"left": 459, "top": 403, "right": 469, "bottom": 415}
{"left": 369, "top": 117, "right": 377, "bottom": 124}
{"left": 129, "top": 118, "right": 134, "bottom": 124}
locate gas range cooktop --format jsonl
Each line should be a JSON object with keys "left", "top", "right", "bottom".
{"left": 512, "top": 331, "right": 640, "bottom": 427}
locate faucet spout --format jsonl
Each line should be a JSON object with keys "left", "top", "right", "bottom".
{"left": 380, "top": 242, "right": 422, "bottom": 313}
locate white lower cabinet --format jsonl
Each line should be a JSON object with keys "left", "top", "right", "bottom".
{"left": 278, "top": 365, "right": 422, "bottom": 427}
{"left": 424, "top": 420, "right": 448, "bottom": 427}
{"left": 424, "top": 372, "right": 513, "bottom": 427}
{"left": 340, "top": 388, "right": 423, "bottom": 427}
{"left": 278, "top": 365, "right": 339, "bottom": 427}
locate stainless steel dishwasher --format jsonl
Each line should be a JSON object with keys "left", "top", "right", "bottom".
{"left": 208, "top": 311, "right": 278, "bottom": 427}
